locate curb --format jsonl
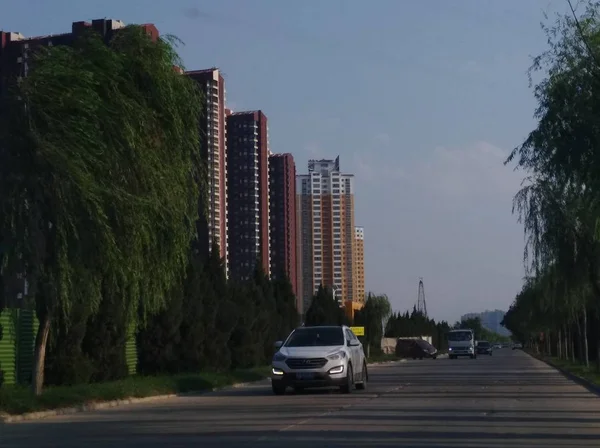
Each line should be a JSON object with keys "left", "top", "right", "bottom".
{"left": 527, "top": 351, "right": 600, "bottom": 397}
{"left": 368, "top": 358, "right": 407, "bottom": 366}
{"left": 368, "top": 353, "right": 448, "bottom": 366}
{"left": 0, "top": 378, "right": 269, "bottom": 424}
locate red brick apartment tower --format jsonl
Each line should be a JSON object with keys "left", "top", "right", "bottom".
{"left": 1, "top": 19, "right": 158, "bottom": 97}
{"left": 269, "top": 153, "right": 298, "bottom": 299}
{"left": 186, "top": 68, "right": 228, "bottom": 272}
{"left": 226, "top": 110, "right": 270, "bottom": 281}
{"left": 0, "top": 19, "right": 158, "bottom": 308}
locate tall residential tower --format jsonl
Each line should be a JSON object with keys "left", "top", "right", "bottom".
{"left": 226, "top": 110, "right": 270, "bottom": 280}
{"left": 297, "top": 157, "right": 357, "bottom": 313}
{"left": 354, "top": 226, "right": 366, "bottom": 311}
{"left": 186, "top": 68, "right": 228, "bottom": 271}
{"left": 269, "top": 153, "right": 298, "bottom": 303}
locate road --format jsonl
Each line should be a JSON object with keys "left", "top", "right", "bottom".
{"left": 2, "top": 349, "right": 600, "bottom": 447}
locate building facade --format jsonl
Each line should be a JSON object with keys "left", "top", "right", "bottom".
{"left": 226, "top": 110, "right": 270, "bottom": 280}
{"left": 186, "top": 68, "right": 228, "bottom": 271}
{"left": 1, "top": 19, "right": 158, "bottom": 97}
{"left": 297, "top": 157, "right": 356, "bottom": 313}
{"left": 0, "top": 19, "right": 158, "bottom": 308}
{"left": 354, "top": 226, "right": 365, "bottom": 304}
{"left": 269, "top": 153, "right": 298, "bottom": 302}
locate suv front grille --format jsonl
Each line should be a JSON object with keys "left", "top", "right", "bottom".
{"left": 285, "top": 357, "right": 328, "bottom": 369}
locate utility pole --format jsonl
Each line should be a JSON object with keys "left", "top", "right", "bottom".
{"left": 416, "top": 277, "right": 428, "bottom": 318}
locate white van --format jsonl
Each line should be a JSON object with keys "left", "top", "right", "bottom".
{"left": 447, "top": 329, "right": 476, "bottom": 359}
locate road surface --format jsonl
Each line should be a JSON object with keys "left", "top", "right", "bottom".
{"left": 2, "top": 349, "right": 600, "bottom": 447}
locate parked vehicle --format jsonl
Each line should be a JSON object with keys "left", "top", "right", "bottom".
{"left": 447, "top": 329, "right": 476, "bottom": 359}
{"left": 270, "top": 325, "right": 368, "bottom": 395}
{"left": 476, "top": 340, "right": 493, "bottom": 356}
{"left": 395, "top": 338, "right": 438, "bottom": 360}
{"left": 512, "top": 342, "right": 523, "bottom": 350}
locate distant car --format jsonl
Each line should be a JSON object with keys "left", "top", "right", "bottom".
{"left": 493, "top": 343, "right": 502, "bottom": 350}
{"left": 476, "top": 340, "right": 493, "bottom": 356}
{"left": 270, "top": 325, "right": 368, "bottom": 395}
{"left": 395, "top": 338, "right": 438, "bottom": 360}
{"left": 512, "top": 342, "right": 523, "bottom": 350}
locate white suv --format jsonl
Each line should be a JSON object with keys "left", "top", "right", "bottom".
{"left": 271, "top": 325, "right": 368, "bottom": 395}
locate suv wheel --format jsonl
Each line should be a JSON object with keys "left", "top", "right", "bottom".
{"left": 272, "top": 383, "right": 286, "bottom": 395}
{"left": 356, "top": 362, "right": 367, "bottom": 390}
{"left": 340, "top": 364, "right": 353, "bottom": 394}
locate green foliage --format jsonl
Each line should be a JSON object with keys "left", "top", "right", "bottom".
{"left": 453, "top": 317, "right": 510, "bottom": 344}
{"left": 304, "top": 285, "right": 348, "bottom": 327}
{"left": 504, "top": 1, "right": 600, "bottom": 369}
{"left": 0, "top": 312, "right": 3, "bottom": 389}
{"left": 353, "top": 293, "right": 391, "bottom": 354}
{"left": 0, "top": 26, "right": 204, "bottom": 386}
{"left": 385, "top": 307, "right": 451, "bottom": 351}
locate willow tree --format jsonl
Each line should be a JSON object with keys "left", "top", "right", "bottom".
{"left": 0, "top": 26, "right": 204, "bottom": 394}
{"left": 504, "top": 1, "right": 600, "bottom": 368}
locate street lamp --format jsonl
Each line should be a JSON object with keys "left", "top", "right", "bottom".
{"left": 331, "top": 286, "right": 343, "bottom": 308}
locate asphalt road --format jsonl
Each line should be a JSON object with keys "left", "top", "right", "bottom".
{"left": 2, "top": 349, "right": 600, "bottom": 448}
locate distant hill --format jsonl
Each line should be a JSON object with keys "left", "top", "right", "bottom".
{"left": 461, "top": 310, "right": 511, "bottom": 337}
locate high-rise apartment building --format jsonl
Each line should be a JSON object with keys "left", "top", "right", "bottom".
{"left": 186, "top": 68, "right": 228, "bottom": 270}
{"left": 226, "top": 110, "right": 270, "bottom": 280}
{"left": 0, "top": 19, "right": 158, "bottom": 308}
{"left": 269, "top": 153, "right": 299, "bottom": 303}
{"left": 354, "top": 226, "right": 366, "bottom": 308}
{"left": 297, "top": 157, "right": 356, "bottom": 313}
{"left": 0, "top": 19, "right": 158, "bottom": 97}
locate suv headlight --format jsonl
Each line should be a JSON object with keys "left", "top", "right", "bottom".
{"left": 327, "top": 351, "right": 347, "bottom": 361}
{"left": 273, "top": 352, "right": 287, "bottom": 362}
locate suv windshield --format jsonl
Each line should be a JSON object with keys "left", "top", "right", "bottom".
{"left": 285, "top": 327, "right": 344, "bottom": 347}
{"left": 447, "top": 331, "right": 473, "bottom": 342}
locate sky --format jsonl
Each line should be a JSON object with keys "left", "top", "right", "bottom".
{"left": 1, "top": 0, "right": 572, "bottom": 323}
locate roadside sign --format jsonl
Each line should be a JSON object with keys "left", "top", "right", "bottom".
{"left": 350, "top": 326, "right": 365, "bottom": 336}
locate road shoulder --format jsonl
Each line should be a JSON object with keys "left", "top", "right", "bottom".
{"left": 526, "top": 350, "right": 600, "bottom": 397}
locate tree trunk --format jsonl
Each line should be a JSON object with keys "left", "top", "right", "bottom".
{"left": 583, "top": 307, "right": 589, "bottom": 368}
{"left": 570, "top": 327, "right": 575, "bottom": 363}
{"left": 32, "top": 313, "right": 52, "bottom": 396}
{"left": 575, "top": 312, "right": 583, "bottom": 363}
{"left": 557, "top": 328, "right": 562, "bottom": 359}
{"left": 564, "top": 327, "right": 569, "bottom": 361}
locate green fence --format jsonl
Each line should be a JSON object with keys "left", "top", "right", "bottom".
{"left": 0, "top": 309, "right": 138, "bottom": 385}
{"left": 0, "top": 309, "right": 38, "bottom": 385}
{"left": 125, "top": 323, "right": 138, "bottom": 375}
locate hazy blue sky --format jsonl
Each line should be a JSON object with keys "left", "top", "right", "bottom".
{"left": 2, "top": 0, "right": 570, "bottom": 323}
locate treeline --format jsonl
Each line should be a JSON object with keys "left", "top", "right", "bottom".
{"left": 42, "top": 243, "right": 298, "bottom": 386}
{"left": 501, "top": 2, "right": 600, "bottom": 371}
{"left": 452, "top": 317, "right": 511, "bottom": 345}
{"left": 385, "top": 307, "right": 451, "bottom": 351}
{"left": 0, "top": 25, "right": 301, "bottom": 394}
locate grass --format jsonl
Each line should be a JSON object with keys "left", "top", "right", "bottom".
{"left": 0, "top": 366, "right": 270, "bottom": 416}
{"left": 542, "top": 355, "right": 600, "bottom": 387}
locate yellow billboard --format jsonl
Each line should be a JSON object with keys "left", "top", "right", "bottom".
{"left": 350, "top": 326, "right": 365, "bottom": 336}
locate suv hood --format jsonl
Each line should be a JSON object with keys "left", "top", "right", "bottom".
{"left": 278, "top": 346, "right": 345, "bottom": 358}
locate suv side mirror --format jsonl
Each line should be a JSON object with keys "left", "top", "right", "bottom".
{"left": 348, "top": 339, "right": 360, "bottom": 347}
{"left": 274, "top": 341, "right": 283, "bottom": 349}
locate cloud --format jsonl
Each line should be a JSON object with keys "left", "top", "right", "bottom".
{"left": 351, "top": 141, "right": 523, "bottom": 199}
{"left": 416, "top": 141, "right": 522, "bottom": 199}
{"left": 374, "top": 133, "right": 391, "bottom": 145}
{"left": 304, "top": 142, "right": 323, "bottom": 158}
{"left": 460, "top": 60, "right": 484, "bottom": 74}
